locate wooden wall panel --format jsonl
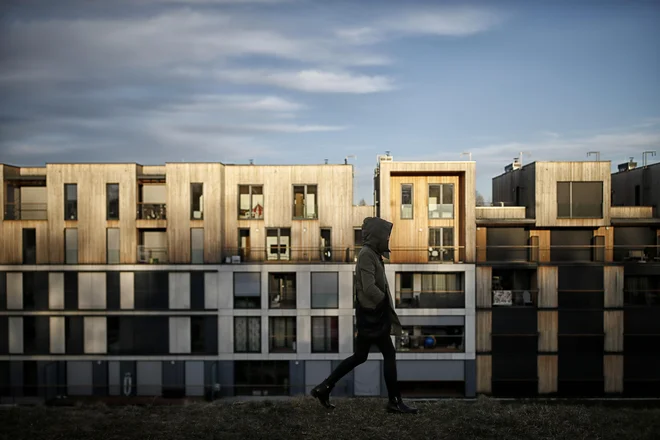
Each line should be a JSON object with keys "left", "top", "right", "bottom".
{"left": 476, "top": 266, "right": 492, "bottom": 308}
{"left": 537, "top": 266, "right": 558, "bottom": 307}
{"left": 476, "top": 227, "right": 487, "bottom": 262}
{"left": 538, "top": 311, "right": 558, "bottom": 352}
{"left": 604, "top": 355, "right": 623, "bottom": 393}
{"left": 604, "top": 311, "right": 624, "bottom": 352}
{"left": 604, "top": 266, "right": 624, "bottom": 308}
{"left": 529, "top": 230, "right": 550, "bottom": 262}
{"left": 378, "top": 161, "right": 476, "bottom": 263}
{"left": 594, "top": 226, "right": 614, "bottom": 262}
{"left": 534, "top": 161, "right": 611, "bottom": 228}
{"left": 476, "top": 355, "right": 492, "bottom": 394}
{"left": 476, "top": 310, "right": 491, "bottom": 352}
{"left": 538, "top": 355, "right": 558, "bottom": 394}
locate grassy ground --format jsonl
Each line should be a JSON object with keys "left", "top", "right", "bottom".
{"left": 2, "top": 396, "right": 660, "bottom": 440}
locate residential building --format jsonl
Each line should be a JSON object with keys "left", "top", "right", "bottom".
{"left": 476, "top": 159, "right": 660, "bottom": 397}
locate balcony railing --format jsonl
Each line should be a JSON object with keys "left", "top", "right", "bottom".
{"left": 477, "top": 244, "right": 660, "bottom": 263}
{"left": 624, "top": 290, "right": 660, "bottom": 306}
{"left": 4, "top": 202, "right": 48, "bottom": 220}
{"left": 137, "top": 203, "right": 167, "bottom": 220}
{"left": 395, "top": 291, "right": 465, "bottom": 308}
{"left": 269, "top": 294, "right": 297, "bottom": 309}
{"left": 396, "top": 330, "right": 465, "bottom": 352}
{"left": 492, "top": 289, "right": 539, "bottom": 307}
{"left": 137, "top": 245, "right": 168, "bottom": 263}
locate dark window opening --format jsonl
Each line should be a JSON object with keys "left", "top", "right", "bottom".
{"left": 234, "top": 316, "right": 261, "bottom": 353}
{"left": 22, "top": 229, "right": 36, "bottom": 264}
{"left": 293, "top": 184, "right": 317, "bottom": 219}
{"left": 234, "top": 272, "right": 261, "bottom": 309}
{"left": 396, "top": 325, "right": 465, "bottom": 352}
{"left": 190, "top": 272, "right": 205, "bottom": 310}
{"left": 429, "top": 227, "right": 454, "bottom": 262}
{"left": 400, "top": 183, "right": 413, "bottom": 219}
{"left": 269, "top": 273, "right": 296, "bottom": 309}
{"left": 107, "top": 183, "right": 119, "bottom": 220}
{"left": 311, "top": 316, "right": 338, "bottom": 353}
{"left": 64, "top": 183, "right": 77, "bottom": 220}
{"left": 557, "top": 181, "right": 603, "bottom": 219}
{"left": 269, "top": 317, "right": 296, "bottom": 353}
{"left": 190, "top": 183, "right": 203, "bottom": 220}
{"left": 233, "top": 361, "right": 289, "bottom": 396}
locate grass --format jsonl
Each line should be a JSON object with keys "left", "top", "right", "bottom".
{"left": 2, "top": 396, "right": 660, "bottom": 439}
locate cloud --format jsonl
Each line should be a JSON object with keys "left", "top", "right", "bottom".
{"left": 336, "top": 5, "right": 504, "bottom": 44}
{"left": 239, "top": 123, "right": 346, "bottom": 133}
{"left": 216, "top": 69, "right": 395, "bottom": 93}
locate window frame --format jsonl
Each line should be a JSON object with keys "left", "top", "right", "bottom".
{"left": 190, "top": 183, "right": 204, "bottom": 220}
{"left": 234, "top": 316, "right": 262, "bottom": 353}
{"left": 268, "top": 316, "right": 297, "bottom": 353}
{"left": 64, "top": 183, "right": 77, "bottom": 220}
{"left": 233, "top": 272, "right": 261, "bottom": 309}
{"left": 311, "top": 316, "right": 339, "bottom": 353}
{"left": 428, "top": 183, "right": 454, "bottom": 219}
{"left": 310, "top": 272, "right": 339, "bottom": 309}
{"left": 238, "top": 185, "right": 264, "bottom": 220}
{"left": 106, "top": 183, "right": 119, "bottom": 220}
{"left": 292, "top": 184, "right": 318, "bottom": 220}
{"left": 556, "top": 181, "right": 604, "bottom": 219}
{"left": 265, "top": 227, "right": 291, "bottom": 261}
{"left": 400, "top": 183, "right": 413, "bottom": 219}
{"left": 268, "top": 272, "right": 297, "bottom": 309}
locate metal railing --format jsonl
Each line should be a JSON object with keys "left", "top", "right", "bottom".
{"left": 395, "top": 290, "right": 465, "bottom": 308}
{"left": 137, "top": 203, "right": 167, "bottom": 220}
{"left": 396, "top": 332, "right": 465, "bottom": 352}
{"left": 477, "top": 244, "right": 660, "bottom": 263}
{"left": 4, "top": 202, "right": 48, "bottom": 220}
{"left": 491, "top": 289, "right": 539, "bottom": 307}
{"left": 137, "top": 246, "right": 168, "bottom": 263}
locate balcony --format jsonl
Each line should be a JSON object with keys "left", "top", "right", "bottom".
{"left": 492, "top": 289, "right": 539, "bottom": 307}
{"left": 387, "top": 246, "right": 467, "bottom": 264}
{"left": 396, "top": 325, "right": 465, "bottom": 352}
{"left": 137, "top": 203, "right": 167, "bottom": 220}
{"left": 4, "top": 202, "right": 48, "bottom": 220}
{"left": 395, "top": 291, "right": 465, "bottom": 308}
{"left": 222, "top": 246, "right": 360, "bottom": 264}
{"left": 137, "top": 245, "right": 168, "bottom": 264}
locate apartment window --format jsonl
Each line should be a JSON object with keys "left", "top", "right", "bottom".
{"left": 396, "top": 273, "right": 464, "bottom": 308}
{"left": 105, "top": 316, "right": 169, "bottom": 355}
{"left": 65, "top": 228, "right": 78, "bottom": 264}
{"left": 22, "top": 272, "right": 48, "bottom": 311}
{"left": 190, "top": 272, "right": 205, "bottom": 310}
{"left": 107, "top": 183, "right": 119, "bottom": 220}
{"left": 64, "top": 184, "right": 77, "bottom": 220}
{"left": 64, "top": 272, "right": 78, "bottom": 310}
{"left": 191, "top": 316, "right": 217, "bottom": 354}
{"left": 22, "top": 228, "right": 36, "bottom": 264}
{"left": 191, "top": 228, "right": 204, "bottom": 264}
{"left": 428, "top": 184, "right": 454, "bottom": 219}
{"left": 293, "top": 184, "right": 317, "bottom": 219}
{"left": 134, "top": 272, "right": 169, "bottom": 310}
{"left": 269, "top": 317, "right": 296, "bottom": 353}
{"left": 106, "top": 228, "right": 120, "bottom": 264}
{"left": 234, "top": 316, "right": 261, "bottom": 353}
{"left": 23, "top": 316, "right": 49, "bottom": 355}
{"left": 311, "top": 272, "right": 338, "bottom": 308}
{"left": 190, "top": 183, "right": 203, "bottom": 219}
{"left": 269, "top": 273, "right": 296, "bottom": 309}
{"left": 238, "top": 185, "right": 264, "bottom": 219}
{"left": 234, "top": 361, "right": 289, "bottom": 396}
{"left": 401, "top": 184, "right": 413, "bottom": 219}
{"left": 311, "top": 316, "right": 338, "bottom": 353}
{"left": 266, "top": 228, "right": 290, "bottom": 261}
{"left": 106, "top": 272, "right": 120, "bottom": 310}
{"left": 397, "top": 325, "right": 465, "bottom": 353}
{"left": 429, "top": 227, "right": 454, "bottom": 262}
{"left": 557, "top": 181, "right": 603, "bottom": 219}
{"left": 234, "top": 272, "right": 261, "bottom": 309}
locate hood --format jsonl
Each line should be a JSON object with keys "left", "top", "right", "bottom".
{"left": 361, "top": 216, "right": 393, "bottom": 255}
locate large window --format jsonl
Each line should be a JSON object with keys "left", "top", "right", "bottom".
{"left": 293, "top": 185, "right": 317, "bottom": 219}
{"left": 311, "top": 272, "right": 338, "bottom": 308}
{"left": 269, "top": 273, "right": 296, "bottom": 308}
{"left": 133, "top": 271, "right": 169, "bottom": 310}
{"left": 311, "top": 316, "right": 338, "bottom": 353}
{"left": 22, "top": 272, "right": 48, "bottom": 310}
{"left": 401, "top": 184, "right": 413, "bottom": 219}
{"left": 64, "top": 183, "right": 77, "bottom": 220}
{"left": 190, "top": 183, "right": 203, "bottom": 220}
{"left": 429, "top": 227, "right": 454, "bottom": 262}
{"left": 395, "top": 272, "right": 464, "bottom": 308}
{"left": 22, "top": 228, "right": 36, "bottom": 264}
{"left": 269, "top": 317, "right": 296, "bottom": 353}
{"left": 397, "top": 325, "right": 465, "bottom": 352}
{"left": 557, "top": 181, "right": 603, "bottom": 219}
{"left": 234, "top": 272, "right": 261, "bottom": 309}
{"left": 238, "top": 185, "right": 264, "bottom": 219}
{"left": 266, "top": 228, "right": 290, "bottom": 261}
{"left": 190, "top": 272, "right": 205, "bottom": 310}
{"left": 65, "top": 228, "right": 78, "bottom": 264}
{"left": 191, "top": 316, "right": 217, "bottom": 354}
{"left": 624, "top": 276, "right": 660, "bottom": 306}
{"left": 106, "top": 183, "right": 119, "bottom": 220}
{"left": 106, "top": 316, "right": 169, "bottom": 355}
{"left": 234, "top": 361, "right": 289, "bottom": 396}
{"left": 234, "top": 316, "right": 261, "bottom": 353}
{"left": 428, "top": 184, "right": 454, "bottom": 219}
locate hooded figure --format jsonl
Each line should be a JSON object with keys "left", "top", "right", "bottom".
{"left": 310, "top": 217, "right": 418, "bottom": 414}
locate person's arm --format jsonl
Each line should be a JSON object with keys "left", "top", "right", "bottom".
{"left": 358, "top": 252, "right": 386, "bottom": 307}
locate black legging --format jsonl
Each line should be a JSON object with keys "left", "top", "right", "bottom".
{"left": 326, "top": 332, "right": 400, "bottom": 400}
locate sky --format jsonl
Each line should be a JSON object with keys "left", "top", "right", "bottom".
{"left": 1, "top": 0, "right": 659, "bottom": 203}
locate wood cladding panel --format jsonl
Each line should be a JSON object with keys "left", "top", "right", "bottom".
{"left": 594, "top": 226, "right": 614, "bottom": 262}
{"left": 378, "top": 161, "right": 476, "bottom": 263}
{"left": 604, "top": 311, "right": 624, "bottom": 352}
{"left": 534, "top": 162, "right": 611, "bottom": 228}
{"left": 476, "top": 355, "right": 492, "bottom": 394}
{"left": 529, "top": 230, "right": 550, "bottom": 262}
{"left": 476, "top": 310, "right": 492, "bottom": 352}
{"left": 476, "top": 266, "right": 492, "bottom": 308}
{"left": 538, "top": 311, "right": 558, "bottom": 352}
{"left": 388, "top": 175, "right": 460, "bottom": 263}
{"left": 538, "top": 355, "right": 558, "bottom": 394}
{"left": 223, "top": 165, "right": 355, "bottom": 259}
{"left": 604, "top": 355, "right": 623, "bottom": 393}
{"left": 537, "top": 266, "right": 558, "bottom": 308}
{"left": 476, "top": 227, "right": 487, "bottom": 262}
{"left": 604, "top": 266, "right": 624, "bottom": 308}
{"left": 42, "top": 164, "right": 138, "bottom": 264}
{"left": 165, "top": 163, "right": 224, "bottom": 264}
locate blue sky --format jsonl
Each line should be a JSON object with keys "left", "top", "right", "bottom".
{"left": 1, "top": 0, "right": 659, "bottom": 203}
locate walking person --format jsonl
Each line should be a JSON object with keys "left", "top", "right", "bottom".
{"left": 311, "top": 217, "right": 418, "bottom": 414}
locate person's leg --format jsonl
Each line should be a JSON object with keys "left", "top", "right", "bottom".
{"left": 311, "top": 334, "right": 371, "bottom": 408}
{"left": 374, "top": 334, "right": 418, "bottom": 414}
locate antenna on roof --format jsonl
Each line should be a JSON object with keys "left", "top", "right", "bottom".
{"left": 643, "top": 151, "right": 656, "bottom": 167}
{"left": 460, "top": 152, "right": 472, "bottom": 161}
{"left": 249, "top": 159, "right": 254, "bottom": 165}
{"left": 324, "top": 159, "right": 328, "bottom": 164}
{"left": 587, "top": 151, "right": 600, "bottom": 161}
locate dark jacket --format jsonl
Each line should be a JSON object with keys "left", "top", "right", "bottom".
{"left": 354, "top": 217, "right": 402, "bottom": 338}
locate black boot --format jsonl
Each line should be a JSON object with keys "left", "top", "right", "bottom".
{"left": 311, "top": 380, "right": 335, "bottom": 409}
{"left": 386, "top": 396, "right": 418, "bottom": 414}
